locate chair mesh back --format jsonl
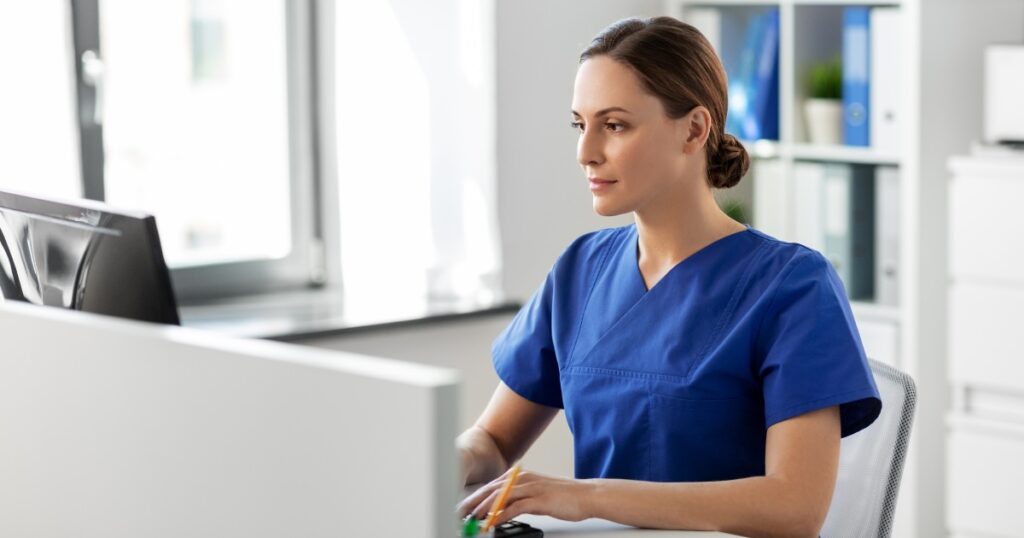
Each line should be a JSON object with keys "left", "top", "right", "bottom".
{"left": 820, "top": 359, "right": 917, "bottom": 538}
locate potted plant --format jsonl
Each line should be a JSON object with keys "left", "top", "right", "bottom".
{"left": 719, "top": 199, "right": 748, "bottom": 225}
{"left": 804, "top": 57, "right": 843, "bottom": 145}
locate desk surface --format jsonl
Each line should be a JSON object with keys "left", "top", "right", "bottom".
{"left": 512, "top": 515, "right": 740, "bottom": 537}
{"left": 180, "top": 285, "right": 518, "bottom": 340}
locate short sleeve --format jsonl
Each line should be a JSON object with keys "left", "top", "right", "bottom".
{"left": 757, "top": 251, "right": 881, "bottom": 437}
{"left": 492, "top": 270, "right": 563, "bottom": 409}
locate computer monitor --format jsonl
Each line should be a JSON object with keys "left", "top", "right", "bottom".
{"left": 0, "top": 189, "right": 180, "bottom": 325}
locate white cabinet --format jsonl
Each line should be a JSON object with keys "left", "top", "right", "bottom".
{"left": 948, "top": 421, "right": 1024, "bottom": 538}
{"left": 947, "top": 153, "right": 1024, "bottom": 538}
{"left": 949, "top": 161, "right": 1024, "bottom": 281}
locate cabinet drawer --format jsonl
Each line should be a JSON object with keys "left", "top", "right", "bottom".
{"left": 949, "top": 174, "right": 1024, "bottom": 281}
{"left": 949, "top": 282, "right": 1024, "bottom": 391}
{"left": 948, "top": 421, "right": 1024, "bottom": 537}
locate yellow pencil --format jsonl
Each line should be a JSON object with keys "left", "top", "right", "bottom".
{"left": 483, "top": 465, "right": 522, "bottom": 532}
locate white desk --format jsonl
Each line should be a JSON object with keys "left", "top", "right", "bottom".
{"left": 512, "top": 515, "right": 740, "bottom": 537}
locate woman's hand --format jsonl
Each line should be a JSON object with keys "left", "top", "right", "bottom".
{"left": 457, "top": 467, "right": 597, "bottom": 527}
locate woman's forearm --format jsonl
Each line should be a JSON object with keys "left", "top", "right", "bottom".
{"left": 584, "top": 476, "right": 825, "bottom": 538}
{"left": 456, "top": 425, "right": 509, "bottom": 485}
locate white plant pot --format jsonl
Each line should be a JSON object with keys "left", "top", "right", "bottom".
{"left": 804, "top": 98, "right": 843, "bottom": 145}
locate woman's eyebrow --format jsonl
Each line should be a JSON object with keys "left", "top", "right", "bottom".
{"left": 571, "top": 106, "right": 631, "bottom": 118}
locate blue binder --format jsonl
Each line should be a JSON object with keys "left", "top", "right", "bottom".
{"left": 724, "top": 9, "right": 779, "bottom": 141}
{"left": 724, "top": 13, "right": 762, "bottom": 139}
{"left": 751, "top": 9, "right": 780, "bottom": 140}
{"left": 842, "top": 7, "right": 871, "bottom": 146}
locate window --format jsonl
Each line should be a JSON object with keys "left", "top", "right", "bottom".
{"left": 54, "top": 0, "right": 321, "bottom": 301}
{"left": 101, "top": 0, "right": 294, "bottom": 269}
{"left": 0, "top": 1, "right": 82, "bottom": 199}
{"left": 4, "top": 0, "right": 500, "bottom": 311}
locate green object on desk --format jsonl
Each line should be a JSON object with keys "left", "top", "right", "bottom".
{"left": 462, "top": 515, "right": 480, "bottom": 537}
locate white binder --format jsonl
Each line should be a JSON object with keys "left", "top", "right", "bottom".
{"left": 793, "top": 161, "right": 826, "bottom": 252}
{"left": 875, "top": 165, "right": 900, "bottom": 306}
{"left": 870, "top": 7, "right": 901, "bottom": 154}
{"left": 752, "top": 158, "right": 787, "bottom": 239}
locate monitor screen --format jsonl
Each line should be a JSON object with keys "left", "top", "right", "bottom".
{"left": 0, "top": 189, "right": 180, "bottom": 325}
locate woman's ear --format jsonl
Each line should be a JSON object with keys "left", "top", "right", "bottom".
{"left": 680, "top": 106, "right": 712, "bottom": 154}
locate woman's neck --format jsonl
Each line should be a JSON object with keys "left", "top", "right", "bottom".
{"left": 632, "top": 188, "right": 746, "bottom": 271}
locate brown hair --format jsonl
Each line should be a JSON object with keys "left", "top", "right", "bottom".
{"left": 580, "top": 17, "right": 749, "bottom": 189}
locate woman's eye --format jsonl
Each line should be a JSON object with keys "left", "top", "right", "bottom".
{"left": 570, "top": 121, "right": 624, "bottom": 132}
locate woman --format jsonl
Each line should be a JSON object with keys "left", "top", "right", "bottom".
{"left": 457, "top": 16, "right": 880, "bottom": 537}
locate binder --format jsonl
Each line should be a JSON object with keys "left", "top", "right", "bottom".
{"left": 751, "top": 9, "right": 780, "bottom": 140}
{"left": 823, "top": 163, "right": 875, "bottom": 299}
{"left": 823, "top": 165, "right": 853, "bottom": 287}
{"left": 842, "top": 7, "right": 871, "bottom": 146}
{"left": 870, "top": 7, "right": 901, "bottom": 153}
{"left": 752, "top": 158, "right": 787, "bottom": 238}
{"left": 724, "top": 9, "right": 779, "bottom": 141}
{"left": 793, "top": 161, "right": 826, "bottom": 252}
{"left": 725, "top": 12, "right": 766, "bottom": 139}
{"left": 875, "top": 165, "right": 900, "bottom": 305}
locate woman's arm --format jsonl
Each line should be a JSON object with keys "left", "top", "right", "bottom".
{"left": 585, "top": 405, "right": 840, "bottom": 537}
{"left": 465, "top": 405, "right": 840, "bottom": 538}
{"left": 456, "top": 382, "right": 559, "bottom": 486}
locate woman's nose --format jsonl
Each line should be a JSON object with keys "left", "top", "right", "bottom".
{"left": 577, "top": 129, "right": 604, "bottom": 167}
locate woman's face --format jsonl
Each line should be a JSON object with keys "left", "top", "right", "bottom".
{"left": 571, "top": 55, "right": 701, "bottom": 217}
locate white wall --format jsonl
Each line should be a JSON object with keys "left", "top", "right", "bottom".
{"left": 495, "top": 0, "right": 662, "bottom": 300}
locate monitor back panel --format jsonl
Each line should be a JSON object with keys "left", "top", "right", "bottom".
{"left": 0, "top": 190, "right": 179, "bottom": 324}
{"left": 0, "top": 302, "right": 460, "bottom": 538}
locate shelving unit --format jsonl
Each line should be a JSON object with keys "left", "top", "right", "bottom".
{"left": 738, "top": 140, "right": 901, "bottom": 164}
{"left": 790, "top": 143, "right": 899, "bottom": 165}
{"left": 667, "top": 1, "right": 1024, "bottom": 536}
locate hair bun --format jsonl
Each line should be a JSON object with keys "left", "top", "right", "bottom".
{"left": 709, "top": 134, "right": 750, "bottom": 189}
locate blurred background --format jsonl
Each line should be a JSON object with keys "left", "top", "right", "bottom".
{"left": 2, "top": 1, "right": 1023, "bottom": 536}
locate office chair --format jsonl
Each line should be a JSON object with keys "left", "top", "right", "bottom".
{"left": 820, "top": 359, "right": 917, "bottom": 538}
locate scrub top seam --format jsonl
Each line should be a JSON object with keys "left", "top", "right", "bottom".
{"left": 750, "top": 248, "right": 817, "bottom": 362}
{"left": 563, "top": 228, "right": 621, "bottom": 371}
{"left": 563, "top": 366, "right": 749, "bottom": 398}
{"left": 684, "top": 238, "right": 772, "bottom": 381}
{"left": 565, "top": 364, "right": 692, "bottom": 385}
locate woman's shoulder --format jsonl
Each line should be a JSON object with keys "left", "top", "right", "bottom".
{"left": 743, "top": 226, "right": 836, "bottom": 283}
{"left": 553, "top": 224, "right": 634, "bottom": 271}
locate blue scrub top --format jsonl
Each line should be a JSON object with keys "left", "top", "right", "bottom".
{"left": 493, "top": 224, "right": 881, "bottom": 482}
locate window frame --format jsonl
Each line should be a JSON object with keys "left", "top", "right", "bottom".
{"left": 67, "top": 0, "right": 336, "bottom": 304}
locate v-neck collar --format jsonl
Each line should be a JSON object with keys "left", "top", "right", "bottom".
{"left": 630, "top": 223, "right": 753, "bottom": 293}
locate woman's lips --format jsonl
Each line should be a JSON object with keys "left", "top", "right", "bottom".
{"left": 589, "top": 178, "right": 617, "bottom": 192}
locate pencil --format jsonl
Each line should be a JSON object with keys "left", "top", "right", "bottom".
{"left": 482, "top": 465, "right": 521, "bottom": 532}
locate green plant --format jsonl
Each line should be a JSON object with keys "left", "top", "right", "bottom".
{"left": 719, "top": 199, "right": 748, "bottom": 224}
{"left": 807, "top": 57, "right": 842, "bottom": 100}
